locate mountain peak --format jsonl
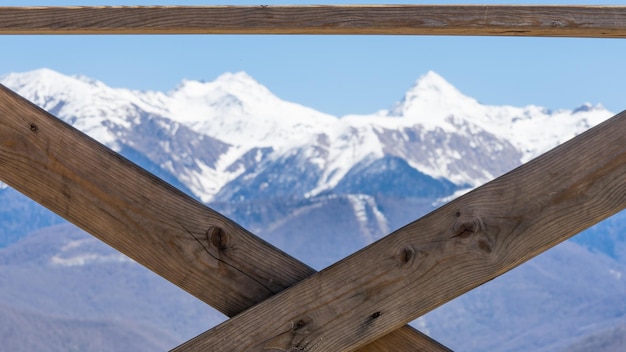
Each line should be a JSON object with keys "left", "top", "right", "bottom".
{"left": 10, "top": 67, "right": 61, "bottom": 79}
{"left": 177, "top": 71, "right": 262, "bottom": 89}
{"left": 1, "top": 68, "right": 116, "bottom": 99}
{"left": 2, "top": 68, "right": 72, "bottom": 91}
{"left": 166, "top": 71, "right": 337, "bottom": 148}
{"left": 214, "top": 71, "right": 257, "bottom": 84}
{"left": 173, "top": 71, "right": 273, "bottom": 102}
{"left": 389, "top": 71, "right": 479, "bottom": 119}
{"left": 414, "top": 70, "right": 455, "bottom": 92}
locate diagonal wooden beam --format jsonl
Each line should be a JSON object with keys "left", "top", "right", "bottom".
{"left": 0, "top": 86, "right": 449, "bottom": 350}
{"left": 174, "top": 112, "right": 626, "bottom": 351}
{"left": 1, "top": 5, "right": 626, "bottom": 37}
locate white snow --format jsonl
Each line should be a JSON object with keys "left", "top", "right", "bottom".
{"left": 192, "top": 158, "right": 245, "bottom": 203}
{"left": 347, "top": 194, "right": 390, "bottom": 244}
{"left": 165, "top": 71, "right": 338, "bottom": 148}
{"left": 1, "top": 68, "right": 614, "bottom": 201}
{"left": 309, "top": 122, "right": 386, "bottom": 196}
{"left": 0, "top": 68, "right": 162, "bottom": 148}
{"left": 50, "top": 238, "right": 132, "bottom": 267}
{"left": 432, "top": 188, "right": 475, "bottom": 207}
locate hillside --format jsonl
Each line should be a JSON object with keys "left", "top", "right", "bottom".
{"left": 0, "top": 304, "right": 176, "bottom": 352}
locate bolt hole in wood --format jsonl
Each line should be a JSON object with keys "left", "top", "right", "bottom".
{"left": 29, "top": 123, "right": 38, "bottom": 132}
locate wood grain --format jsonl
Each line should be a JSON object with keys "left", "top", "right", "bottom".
{"left": 0, "top": 83, "right": 311, "bottom": 317}
{"left": 0, "top": 86, "right": 449, "bottom": 351}
{"left": 174, "top": 112, "right": 626, "bottom": 351}
{"left": 1, "top": 5, "right": 626, "bottom": 37}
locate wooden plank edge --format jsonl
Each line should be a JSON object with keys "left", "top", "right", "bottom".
{"left": 0, "top": 5, "right": 626, "bottom": 37}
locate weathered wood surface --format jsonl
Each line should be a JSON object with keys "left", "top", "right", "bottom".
{"left": 364, "top": 327, "right": 452, "bottom": 352}
{"left": 0, "top": 84, "right": 312, "bottom": 316}
{"left": 1, "top": 5, "right": 626, "bottom": 37}
{"left": 0, "top": 86, "right": 449, "bottom": 351}
{"left": 174, "top": 112, "right": 626, "bottom": 352}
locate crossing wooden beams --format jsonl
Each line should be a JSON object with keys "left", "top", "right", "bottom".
{"left": 0, "top": 84, "right": 448, "bottom": 351}
{"left": 174, "top": 112, "right": 626, "bottom": 351}
{"left": 4, "top": 82, "right": 622, "bottom": 352}
{"left": 0, "top": 84, "right": 308, "bottom": 316}
{"left": 1, "top": 5, "right": 626, "bottom": 37}
{"left": 2, "top": 4, "right": 625, "bottom": 352}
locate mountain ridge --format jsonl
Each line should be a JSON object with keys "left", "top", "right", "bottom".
{"left": 1, "top": 68, "right": 611, "bottom": 203}
{"left": 0, "top": 68, "right": 623, "bottom": 351}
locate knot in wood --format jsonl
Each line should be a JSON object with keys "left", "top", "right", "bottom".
{"left": 451, "top": 216, "right": 494, "bottom": 255}
{"left": 207, "top": 226, "right": 228, "bottom": 252}
{"left": 400, "top": 246, "right": 414, "bottom": 265}
{"left": 452, "top": 217, "right": 482, "bottom": 239}
{"left": 396, "top": 245, "right": 427, "bottom": 268}
{"left": 29, "top": 123, "right": 38, "bottom": 133}
{"left": 293, "top": 319, "right": 306, "bottom": 331}
{"left": 364, "top": 311, "right": 383, "bottom": 327}
{"left": 291, "top": 316, "right": 313, "bottom": 333}
{"left": 264, "top": 317, "right": 313, "bottom": 351}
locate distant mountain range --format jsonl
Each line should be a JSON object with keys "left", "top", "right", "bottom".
{"left": 0, "top": 69, "right": 623, "bottom": 351}
{"left": 0, "top": 68, "right": 611, "bottom": 202}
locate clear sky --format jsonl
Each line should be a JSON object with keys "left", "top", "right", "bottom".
{"left": 2, "top": 0, "right": 626, "bottom": 116}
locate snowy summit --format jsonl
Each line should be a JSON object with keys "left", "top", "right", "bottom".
{"left": 0, "top": 68, "right": 613, "bottom": 202}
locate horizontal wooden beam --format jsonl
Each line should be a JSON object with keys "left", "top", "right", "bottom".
{"left": 174, "top": 112, "right": 626, "bottom": 351}
{"left": 1, "top": 5, "right": 626, "bottom": 37}
{"left": 0, "top": 85, "right": 450, "bottom": 351}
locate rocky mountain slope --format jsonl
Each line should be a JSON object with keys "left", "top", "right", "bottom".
{"left": 0, "top": 69, "right": 612, "bottom": 203}
{"left": 0, "top": 68, "right": 622, "bottom": 351}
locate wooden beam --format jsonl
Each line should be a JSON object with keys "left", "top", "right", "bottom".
{"left": 174, "top": 112, "right": 626, "bottom": 351}
{"left": 0, "top": 83, "right": 310, "bottom": 316}
{"left": 1, "top": 5, "right": 626, "bottom": 37}
{"left": 0, "top": 86, "right": 450, "bottom": 351}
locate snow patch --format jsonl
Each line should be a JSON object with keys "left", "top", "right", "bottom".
{"left": 432, "top": 188, "right": 475, "bottom": 207}
{"left": 50, "top": 238, "right": 132, "bottom": 267}
{"left": 347, "top": 194, "right": 389, "bottom": 243}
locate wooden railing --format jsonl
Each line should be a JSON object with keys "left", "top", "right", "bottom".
{"left": 0, "top": 5, "right": 624, "bottom": 352}
{"left": 1, "top": 5, "right": 626, "bottom": 37}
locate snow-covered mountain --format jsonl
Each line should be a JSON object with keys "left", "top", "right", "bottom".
{"left": 0, "top": 68, "right": 623, "bottom": 352}
{"left": 0, "top": 68, "right": 613, "bottom": 203}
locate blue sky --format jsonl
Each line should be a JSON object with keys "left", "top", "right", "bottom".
{"left": 2, "top": 0, "right": 625, "bottom": 116}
